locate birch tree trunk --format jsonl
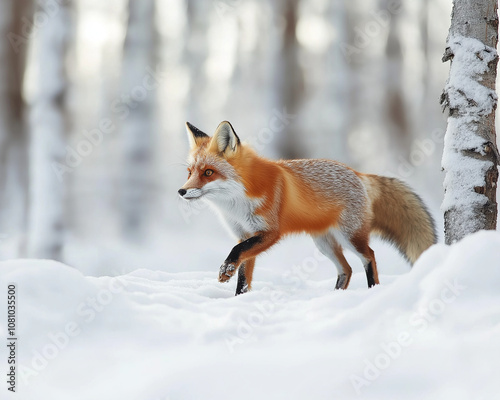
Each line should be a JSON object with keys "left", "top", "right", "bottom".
{"left": 382, "top": 0, "right": 411, "bottom": 159}
{"left": 440, "top": 0, "right": 499, "bottom": 244}
{"left": 27, "top": 0, "right": 71, "bottom": 259}
{"left": 185, "top": 0, "right": 209, "bottom": 124}
{"left": 272, "top": 0, "right": 303, "bottom": 159}
{"left": 0, "top": 2, "right": 17, "bottom": 203}
{"left": 0, "top": 0, "right": 32, "bottom": 249}
{"left": 327, "top": 0, "right": 351, "bottom": 162}
{"left": 121, "top": 0, "right": 157, "bottom": 241}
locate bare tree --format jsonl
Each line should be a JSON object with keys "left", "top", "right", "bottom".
{"left": 382, "top": 0, "right": 411, "bottom": 158}
{"left": 328, "top": 1, "right": 351, "bottom": 162}
{"left": 342, "top": 0, "right": 388, "bottom": 172}
{"left": 0, "top": 0, "right": 32, "bottom": 251}
{"left": 440, "top": 0, "right": 499, "bottom": 244}
{"left": 184, "top": 0, "right": 210, "bottom": 124}
{"left": 27, "top": 0, "right": 71, "bottom": 259}
{"left": 270, "top": 0, "right": 304, "bottom": 159}
{"left": 120, "top": 0, "right": 157, "bottom": 241}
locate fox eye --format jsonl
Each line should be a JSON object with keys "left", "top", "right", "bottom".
{"left": 204, "top": 169, "right": 214, "bottom": 177}
{"left": 187, "top": 169, "right": 192, "bottom": 177}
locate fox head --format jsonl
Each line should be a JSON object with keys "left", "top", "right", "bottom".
{"left": 178, "top": 121, "right": 245, "bottom": 201}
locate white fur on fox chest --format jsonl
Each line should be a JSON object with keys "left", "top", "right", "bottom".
{"left": 203, "top": 179, "right": 266, "bottom": 239}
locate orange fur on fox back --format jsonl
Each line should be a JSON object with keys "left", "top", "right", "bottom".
{"left": 278, "top": 168, "right": 344, "bottom": 235}
{"left": 227, "top": 149, "right": 351, "bottom": 237}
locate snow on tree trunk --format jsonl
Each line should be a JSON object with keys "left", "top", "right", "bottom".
{"left": 440, "top": 0, "right": 499, "bottom": 244}
{"left": 27, "top": 1, "right": 71, "bottom": 259}
{"left": 120, "top": 0, "right": 157, "bottom": 241}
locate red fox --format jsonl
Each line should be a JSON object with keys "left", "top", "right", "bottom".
{"left": 179, "top": 121, "right": 437, "bottom": 295}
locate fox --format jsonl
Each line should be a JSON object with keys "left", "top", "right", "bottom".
{"left": 178, "top": 121, "right": 437, "bottom": 295}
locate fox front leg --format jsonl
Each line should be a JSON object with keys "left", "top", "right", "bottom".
{"left": 218, "top": 236, "right": 261, "bottom": 282}
{"left": 218, "top": 232, "right": 280, "bottom": 284}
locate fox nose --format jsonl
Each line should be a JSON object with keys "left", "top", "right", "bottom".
{"left": 178, "top": 188, "right": 187, "bottom": 197}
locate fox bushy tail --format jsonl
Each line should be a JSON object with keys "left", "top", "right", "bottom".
{"left": 367, "top": 176, "right": 437, "bottom": 264}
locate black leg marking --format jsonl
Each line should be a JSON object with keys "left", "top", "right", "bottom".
{"left": 225, "top": 235, "right": 262, "bottom": 265}
{"left": 235, "top": 263, "right": 248, "bottom": 296}
{"left": 335, "top": 274, "right": 348, "bottom": 290}
{"left": 219, "top": 236, "right": 261, "bottom": 283}
{"left": 365, "top": 262, "right": 376, "bottom": 288}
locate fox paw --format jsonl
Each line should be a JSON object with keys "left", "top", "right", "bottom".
{"left": 219, "top": 261, "right": 236, "bottom": 282}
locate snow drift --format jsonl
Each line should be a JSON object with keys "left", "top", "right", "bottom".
{"left": 1, "top": 231, "right": 500, "bottom": 400}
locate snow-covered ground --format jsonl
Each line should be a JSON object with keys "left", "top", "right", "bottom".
{"left": 1, "top": 230, "right": 500, "bottom": 400}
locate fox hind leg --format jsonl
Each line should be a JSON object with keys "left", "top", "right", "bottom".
{"left": 312, "top": 234, "right": 352, "bottom": 290}
{"left": 235, "top": 257, "right": 256, "bottom": 296}
{"left": 350, "top": 230, "right": 379, "bottom": 288}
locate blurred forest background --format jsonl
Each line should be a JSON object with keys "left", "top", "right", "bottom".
{"left": 0, "top": 0, "right": 459, "bottom": 273}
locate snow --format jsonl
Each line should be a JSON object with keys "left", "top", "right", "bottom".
{"left": 1, "top": 230, "right": 500, "bottom": 399}
{"left": 443, "top": 36, "right": 497, "bottom": 118}
{"left": 441, "top": 117, "right": 493, "bottom": 211}
{"left": 441, "top": 35, "right": 498, "bottom": 238}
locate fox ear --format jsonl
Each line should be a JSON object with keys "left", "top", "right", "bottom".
{"left": 186, "top": 122, "right": 209, "bottom": 149}
{"left": 210, "top": 121, "right": 240, "bottom": 155}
